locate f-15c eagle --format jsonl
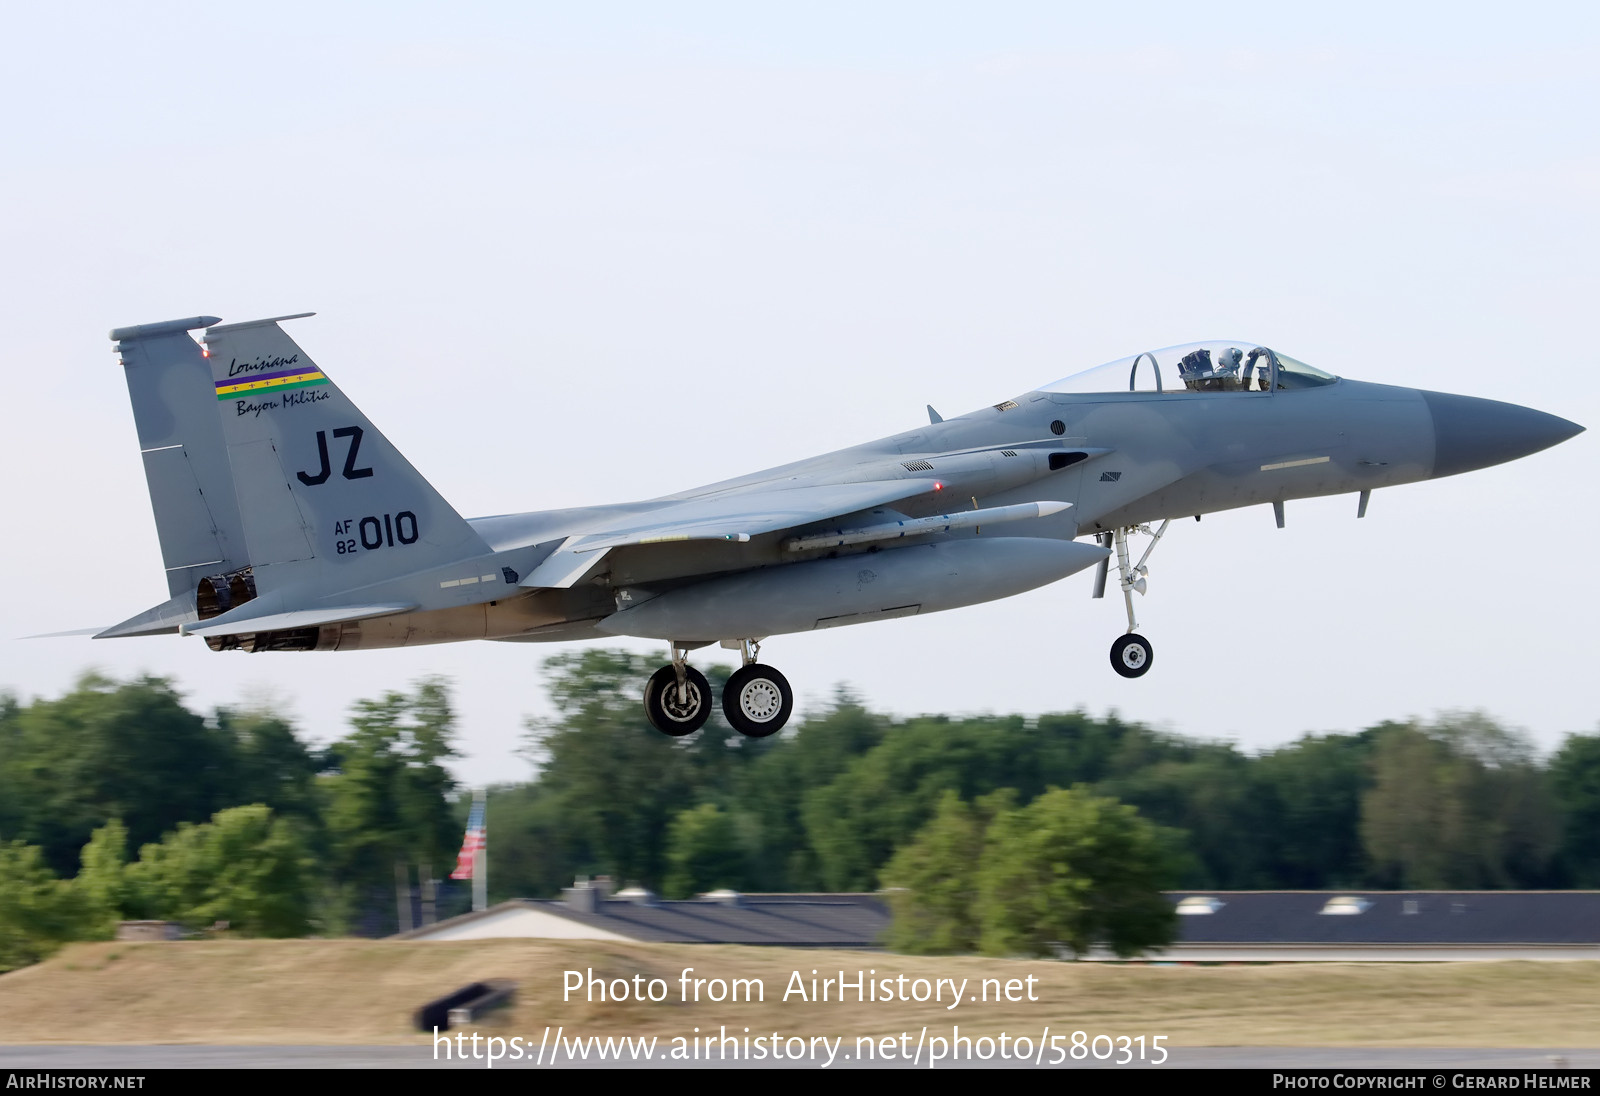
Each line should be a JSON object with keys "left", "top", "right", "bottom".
{"left": 98, "top": 314, "right": 1583, "bottom": 737}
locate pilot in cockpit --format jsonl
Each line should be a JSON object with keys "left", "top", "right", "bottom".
{"left": 1216, "top": 346, "right": 1243, "bottom": 381}
{"left": 1180, "top": 347, "right": 1249, "bottom": 391}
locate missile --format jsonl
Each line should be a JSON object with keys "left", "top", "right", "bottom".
{"left": 598, "top": 536, "right": 1108, "bottom": 642}
{"left": 782, "top": 500, "right": 1073, "bottom": 552}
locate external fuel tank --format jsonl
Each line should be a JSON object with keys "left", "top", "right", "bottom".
{"left": 597, "top": 536, "right": 1108, "bottom": 642}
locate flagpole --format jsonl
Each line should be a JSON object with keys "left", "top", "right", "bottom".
{"left": 472, "top": 787, "right": 487, "bottom": 913}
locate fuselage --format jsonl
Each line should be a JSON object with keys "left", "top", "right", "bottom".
{"left": 310, "top": 355, "right": 1579, "bottom": 653}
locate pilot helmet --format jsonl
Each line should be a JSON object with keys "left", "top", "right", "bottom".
{"left": 1217, "top": 347, "right": 1243, "bottom": 371}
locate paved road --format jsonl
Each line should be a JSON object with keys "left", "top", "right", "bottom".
{"left": 3, "top": 1045, "right": 1597, "bottom": 1069}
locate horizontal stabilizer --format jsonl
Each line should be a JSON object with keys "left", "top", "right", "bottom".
{"left": 21, "top": 626, "right": 110, "bottom": 639}
{"left": 109, "top": 316, "right": 221, "bottom": 341}
{"left": 95, "top": 592, "right": 200, "bottom": 638}
{"left": 183, "top": 603, "right": 416, "bottom": 638}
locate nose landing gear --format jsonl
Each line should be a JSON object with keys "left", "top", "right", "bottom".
{"left": 1101, "top": 519, "right": 1170, "bottom": 679}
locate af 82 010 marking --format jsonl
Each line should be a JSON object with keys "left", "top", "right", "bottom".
{"left": 333, "top": 511, "right": 420, "bottom": 554}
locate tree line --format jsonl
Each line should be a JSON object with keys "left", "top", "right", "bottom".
{"left": 0, "top": 673, "right": 463, "bottom": 970}
{"left": 498, "top": 650, "right": 1600, "bottom": 901}
{"left": 2, "top": 654, "right": 1597, "bottom": 969}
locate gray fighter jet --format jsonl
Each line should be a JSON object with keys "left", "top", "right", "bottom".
{"left": 100, "top": 315, "right": 1583, "bottom": 737}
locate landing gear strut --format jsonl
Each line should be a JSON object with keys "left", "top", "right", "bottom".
{"left": 1104, "top": 519, "right": 1170, "bottom": 679}
{"left": 644, "top": 643, "right": 711, "bottom": 736}
{"left": 721, "top": 638, "right": 793, "bottom": 738}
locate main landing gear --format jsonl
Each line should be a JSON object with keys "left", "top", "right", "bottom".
{"left": 643, "top": 639, "right": 794, "bottom": 738}
{"left": 643, "top": 644, "right": 712, "bottom": 737}
{"left": 721, "top": 639, "right": 793, "bottom": 738}
{"left": 1095, "top": 519, "right": 1171, "bottom": 679}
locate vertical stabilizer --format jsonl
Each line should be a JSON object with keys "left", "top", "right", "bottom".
{"left": 200, "top": 316, "right": 489, "bottom": 598}
{"left": 111, "top": 316, "right": 247, "bottom": 598}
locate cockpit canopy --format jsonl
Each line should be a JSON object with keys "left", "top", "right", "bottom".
{"left": 1041, "top": 341, "right": 1339, "bottom": 396}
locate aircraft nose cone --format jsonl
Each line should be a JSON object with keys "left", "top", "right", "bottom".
{"left": 1421, "top": 390, "right": 1585, "bottom": 478}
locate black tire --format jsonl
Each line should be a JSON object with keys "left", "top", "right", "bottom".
{"left": 644, "top": 665, "right": 711, "bottom": 736}
{"left": 721, "top": 664, "right": 794, "bottom": 738}
{"left": 1110, "top": 633, "right": 1153, "bottom": 679}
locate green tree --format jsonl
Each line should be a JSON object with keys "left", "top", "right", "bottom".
{"left": 0, "top": 842, "right": 85, "bottom": 972}
{"left": 1551, "top": 732, "right": 1600, "bottom": 885}
{"left": 0, "top": 694, "right": 22, "bottom": 843}
{"left": 74, "top": 819, "right": 133, "bottom": 938}
{"left": 800, "top": 714, "right": 1050, "bottom": 891}
{"left": 481, "top": 781, "right": 589, "bottom": 902}
{"left": 880, "top": 790, "right": 1010, "bottom": 954}
{"left": 734, "top": 691, "right": 887, "bottom": 890}
{"left": 1253, "top": 733, "right": 1374, "bottom": 888}
{"left": 1099, "top": 744, "right": 1270, "bottom": 888}
{"left": 522, "top": 651, "right": 747, "bottom": 891}
{"left": 975, "top": 786, "right": 1178, "bottom": 959}
{"left": 0, "top": 674, "right": 243, "bottom": 874}
{"left": 218, "top": 705, "right": 321, "bottom": 826}
{"left": 797, "top": 710, "right": 1196, "bottom": 892}
{"left": 124, "top": 805, "right": 311, "bottom": 936}
{"left": 322, "top": 678, "right": 460, "bottom": 928}
{"left": 663, "top": 803, "right": 750, "bottom": 898}
{"left": 1361, "top": 715, "right": 1559, "bottom": 888}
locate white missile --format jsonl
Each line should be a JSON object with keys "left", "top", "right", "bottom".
{"left": 782, "top": 500, "right": 1072, "bottom": 552}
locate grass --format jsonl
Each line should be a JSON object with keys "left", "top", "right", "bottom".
{"left": 1, "top": 939, "right": 1596, "bottom": 1046}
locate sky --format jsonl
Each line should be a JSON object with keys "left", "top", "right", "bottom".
{"left": 2, "top": 2, "right": 1595, "bottom": 786}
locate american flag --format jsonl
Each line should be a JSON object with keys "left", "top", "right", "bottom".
{"left": 449, "top": 799, "right": 485, "bottom": 880}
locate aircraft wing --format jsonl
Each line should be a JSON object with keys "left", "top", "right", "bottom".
{"left": 521, "top": 478, "right": 941, "bottom": 588}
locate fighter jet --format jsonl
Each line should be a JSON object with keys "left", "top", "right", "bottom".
{"left": 100, "top": 315, "right": 1583, "bottom": 738}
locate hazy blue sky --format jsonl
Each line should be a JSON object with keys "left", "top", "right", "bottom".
{"left": 3, "top": 3, "right": 1595, "bottom": 784}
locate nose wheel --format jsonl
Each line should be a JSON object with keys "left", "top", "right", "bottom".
{"left": 1110, "top": 633, "right": 1153, "bottom": 678}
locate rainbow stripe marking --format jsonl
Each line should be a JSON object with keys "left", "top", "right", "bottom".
{"left": 214, "top": 368, "right": 330, "bottom": 400}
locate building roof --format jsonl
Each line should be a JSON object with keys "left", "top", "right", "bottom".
{"left": 1170, "top": 891, "right": 1600, "bottom": 945}
{"left": 397, "top": 891, "right": 891, "bottom": 947}
{"left": 398, "top": 888, "right": 1600, "bottom": 949}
